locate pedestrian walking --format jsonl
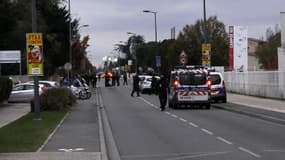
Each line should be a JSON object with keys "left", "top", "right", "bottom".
{"left": 131, "top": 74, "right": 140, "bottom": 97}
{"left": 156, "top": 74, "right": 169, "bottom": 111}
{"left": 91, "top": 73, "right": 97, "bottom": 88}
{"left": 116, "top": 72, "right": 120, "bottom": 86}
{"left": 123, "top": 72, "right": 128, "bottom": 85}
{"left": 151, "top": 74, "right": 158, "bottom": 94}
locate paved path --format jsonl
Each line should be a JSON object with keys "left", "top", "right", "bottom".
{"left": 227, "top": 93, "right": 285, "bottom": 113}
{"left": 0, "top": 102, "right": 30, "bottom": 128}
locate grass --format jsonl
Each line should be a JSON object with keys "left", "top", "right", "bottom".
{"left": 0, "top": 110, "right": 68, "bottom": 152}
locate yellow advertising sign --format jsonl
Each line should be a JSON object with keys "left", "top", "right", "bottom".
{"left": 26, "top": 33, "right": 44, "bottom": 76}
{"left": 202, "top": 43, "right": 211, "bottom": 66}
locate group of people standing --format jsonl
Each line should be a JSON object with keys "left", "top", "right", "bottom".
{"left": 105, "top": 71, "right": 128, "bottom": 87}
{"left": 131, "top": 73, "right": 169, "bottom": 111}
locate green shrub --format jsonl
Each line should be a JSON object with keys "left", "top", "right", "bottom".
{"left": 0, "top": 77, "right": 13, "bottom": 103}
{"left": 39, "top": 87, "right": 76, "bottom": 111}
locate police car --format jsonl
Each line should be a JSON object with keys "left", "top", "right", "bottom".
{"left": 168, "top": 66, "right": 211, "bottom": 109}
{"left": 208, "top": 71, "right": 227, "bottom": 103}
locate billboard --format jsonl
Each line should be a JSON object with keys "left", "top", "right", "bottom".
{"left": 0, "top": 50, "right": 21, "bottom": 64}
{"left": 229, "top": 26, "right": 248, "bottom": 72}
{"left": 26, "top": 33, "right": 44, "bottom": 76}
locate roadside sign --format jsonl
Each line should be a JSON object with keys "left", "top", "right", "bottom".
{"left": 156, "top": 55, "right": 161, "bottom": 67}
{"left": 64, "top": 62, "right": 72, "bottom": 71}
{"left": 179, "top": 50, "right": 187, "bottom": 65}
{"left": 202, "top": 43, "right": 211, "bottom": 66}
{"left": 26, "top": 33, "right": 44, "bottom": 76}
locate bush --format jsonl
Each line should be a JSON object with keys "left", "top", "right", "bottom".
{"left": 38, "top": 87, "right": 76, "bottom": 111}
{"left": 0, "top": 77, "right": 13, "bottom": 103}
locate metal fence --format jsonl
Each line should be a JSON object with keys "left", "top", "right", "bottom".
{"left": 223, "top": 71, "right": 285, "bottom": 100}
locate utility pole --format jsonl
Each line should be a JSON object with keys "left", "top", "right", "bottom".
{"left": 32, "top": 0, "right": 40, "bottom": 119}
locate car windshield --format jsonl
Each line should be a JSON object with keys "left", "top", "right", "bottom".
{"left": 179, "top": 73, "right": 206, "bottom": 85}
{"left": 210, "top": 74, "right": 221, "bottom": 85}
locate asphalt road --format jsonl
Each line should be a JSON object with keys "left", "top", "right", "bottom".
{"left": 100, "top": 84, "right": 285, "bottom": 160}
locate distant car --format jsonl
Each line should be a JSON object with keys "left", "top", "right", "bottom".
{"left": 26, "top": 80, "right": 60, "bottom": 89}
{"left": 209, "top": 72, "right": 227, "bottom": 103}
{"left": 138, "top": 75, "right": 160, "bottom": 94}
{"left": 8, "top": 83, "right": 46, "bottom": 103}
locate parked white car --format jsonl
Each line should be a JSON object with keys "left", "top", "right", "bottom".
{"left": 138, "top": 75, "right": 160, "bottom": 94}
{"left": 26, "top": 80, "right": 60, "bottom": 89}
{"left": 209, "top": 71, "right": 227, "bottom": 103}
{"left": 8, "top": 83, "right": 46, "bottom": 103}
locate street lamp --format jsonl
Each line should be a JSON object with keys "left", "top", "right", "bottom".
{"left": 203, "top": 0, "right": 207, "bottom": 42}
{"left": 115, "top": 41, "right": 126, "bottom": 75}
{"left": 143, "top": 10, "right": 160, "bottom": 73}
{"left": 127, "top": 32, "right": 137, "bottom": 73}
{"left": 142, "top": 10, "right": 157, "bottom": 42}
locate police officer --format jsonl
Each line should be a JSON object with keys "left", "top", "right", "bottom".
{"left": 131, "top": 74, "right": 140, "bottom": 97}
{"left": 157, "top": 74, "right": 169, "bottom": 111}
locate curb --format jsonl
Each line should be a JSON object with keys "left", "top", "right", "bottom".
{"left": 37, "top": 111, "right": 70, "bottom": 152}
{"left": 96, "top": 89, "right": 108, "bottom": 160}
{"left": 97, "top": 88, "right": 121, "bottom": 160}
{"left": 212, "top": 104, "right": 285, "bottom": 126}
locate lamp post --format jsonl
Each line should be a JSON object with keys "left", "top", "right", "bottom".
{"left": 203, "top": 0, "right": 207, "bottom": 43}
{"left": 127, "top": 32, "right": 137, "bottom": 73}
{"left": 142, "top": 10, "right": 157, "bottom": 42}
{"left": 115, "top": 41, "right": 126, "bottom": 75}
{"left": 68, "top": 0, "right": 73, "bottom": 86}
{"left": 31, "top": 0, "right": 40, "bottom": 120}
{"left": 143, "top": 10, "right": 160, "bottom": 73}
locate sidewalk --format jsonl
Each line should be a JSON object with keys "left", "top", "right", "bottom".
{"left": 227, "top": 92, "right": 285, "bottom": 113}
{"left": 0, "top": 88, "right": 103, "bottom": 160}
{"left": 0, "top": 102, "right": 30, "bottom": 128}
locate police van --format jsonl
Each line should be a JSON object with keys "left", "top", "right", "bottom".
{"left": 168, "top": 66, "right": 211, "bottom": 109}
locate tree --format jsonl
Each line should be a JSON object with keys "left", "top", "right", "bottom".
{"left": 174, "top": 16, "right": 229, "bottom": 67}
{"left": 256, "top": 31, "right": 280, "bottom": 70}
{"left": 0, "top": 0, "right": 91, "bottom": 77}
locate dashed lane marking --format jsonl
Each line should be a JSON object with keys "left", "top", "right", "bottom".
{"left": 179, "top": 118, "right": 187, "bottom": 122}
{"left": 217, "top": 137, "right": 233, "bottom": 145}
{"left": 140, "top": 96, "right": 262, "bottom": 159}
{"left": 238, "top": 147, "right": 261, "bottom": 158}
{"left": 201, "top": 128, "right": 214, "bottom": 135}
{"left": 171, "top": 114, "right": 178, "bottom": 118}
{"left": 188, "top": 122, "right": 199, "bottom": 128}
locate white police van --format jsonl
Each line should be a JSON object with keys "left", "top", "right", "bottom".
{"left": 168, "top": 66, "right": 211, "bottom": 109}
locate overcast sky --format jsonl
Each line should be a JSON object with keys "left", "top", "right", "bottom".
{"left": 70, "top": 0, "right": 284, "bottom": 67}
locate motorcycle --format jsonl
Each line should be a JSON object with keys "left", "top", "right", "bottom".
{"left": 69, "top": 82, "right": 91, "bottom": 100}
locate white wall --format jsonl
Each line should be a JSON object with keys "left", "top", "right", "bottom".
{"left": 224, "top": 71, "right": 285, "bottom": 100}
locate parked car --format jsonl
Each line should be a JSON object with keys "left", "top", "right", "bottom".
{"left": 138, "top": 75, "right": 160, "bottom": 94}
{"left": 209, "top": 71, "right": 227, "bottom": 103}
{"left": 26, "top": 80, "right": 60, "bottom": 89}
{"left": 8, "top": 83, "right": 46, "bottom": 103}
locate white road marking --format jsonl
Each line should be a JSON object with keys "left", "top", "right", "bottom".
{"left": 74, "top": 148, "right": 85, "bottom": 151}
{"left": 238, "top": 147, "right": 261, "bottom": 158}
{"left": 217, "top": 137, "right": 233, "bottom": 145}
{"left": 201, "top": 128, "right": 214, "bottom": 135}
{"left": 179, "top": 118, "right": 187, "bottom": 122}
{"left": 165, "top": 112, "right": 171, "bottom": 115}
{"left": 58, "top": 148, "right": 85, "bottom": 152}
{"left": 264, "top": 149, "right": 285, "bottom": 153}
{"left": 171, "top": 114, "right": 178, "bottom": 118}
{"left": 189, "top": 122, "right": 199, "bottom": 127}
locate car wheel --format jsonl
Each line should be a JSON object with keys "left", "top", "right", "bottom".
{"left": 205, "top": 103, "right": 211, "bottom": 109}
{"left": 168, "top": 100, "right": 173, "bottom": 108}
{"left": 222, "top": 96, "right": 227, "bottom": 103}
